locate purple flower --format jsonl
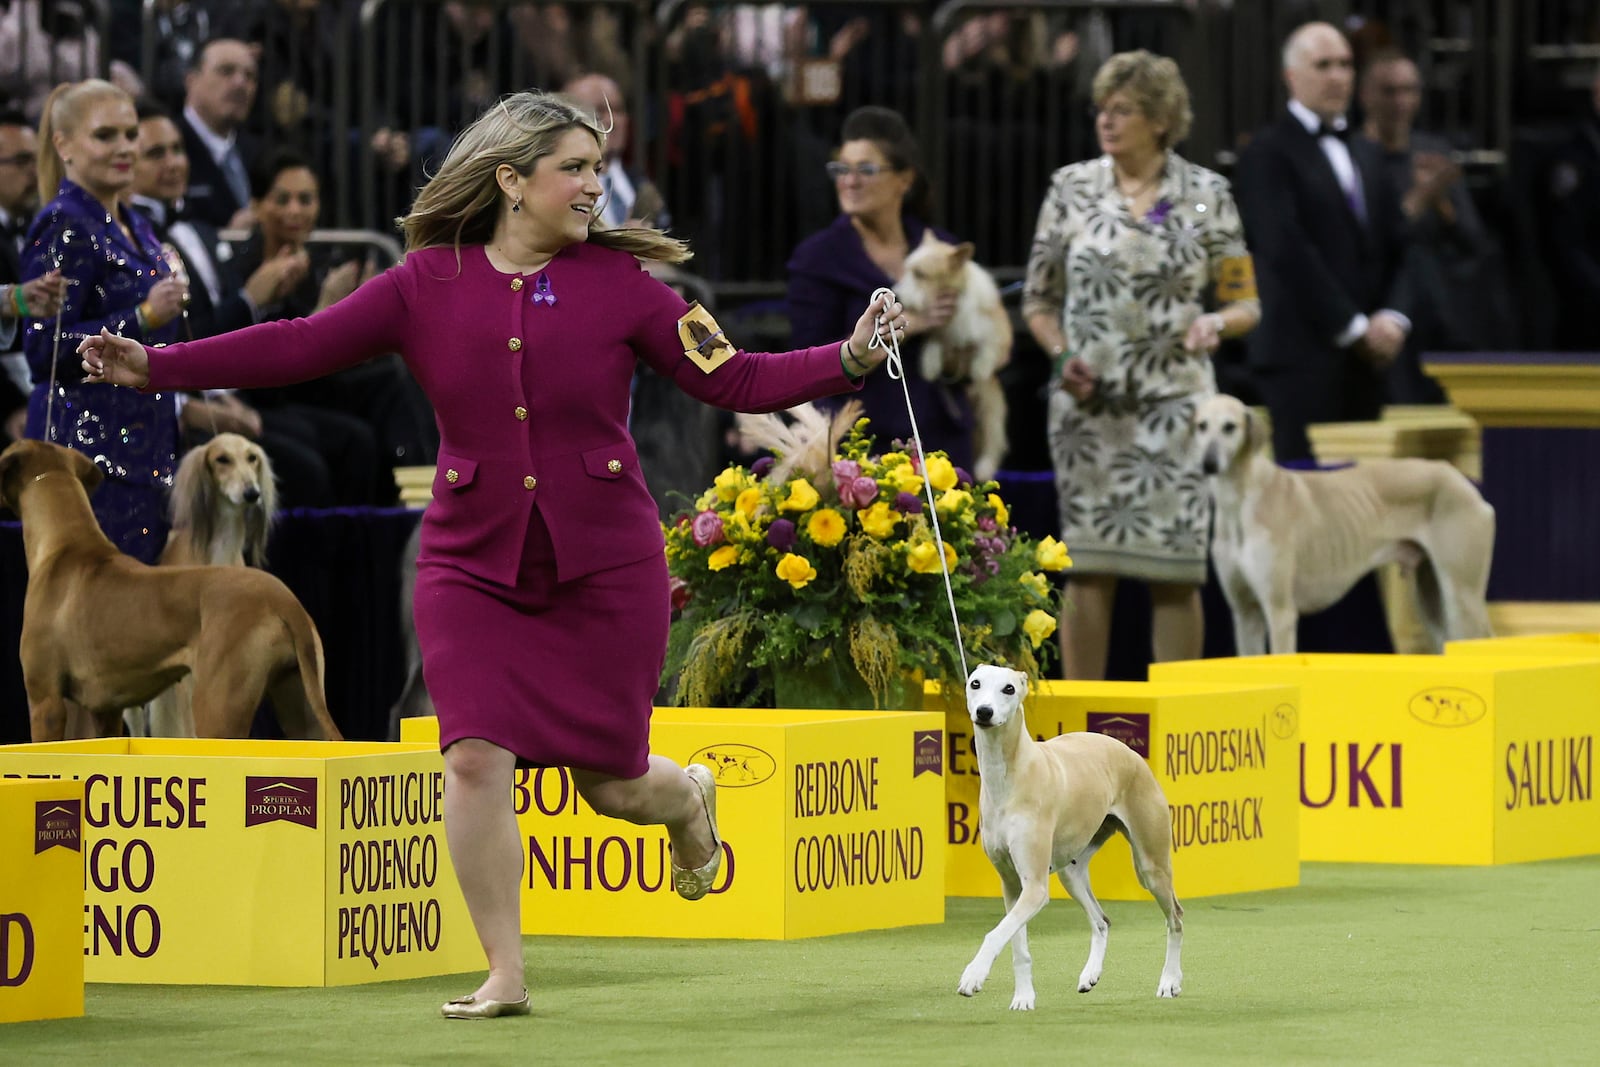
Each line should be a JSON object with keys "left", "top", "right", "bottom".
{"left": 751, "top": 456, "right": 775, "bottom": 478}
{"left": 977, "top": 515, "right": 997, "bottom": 533}
{"left": 1145, "top": 197, "right": 1174, "bottom": 225}
{"left": 955, "top": 467, "right": 973, "bottom": 486}
{"left": 840, "top": 475, "right": 880, "bottom": 509}
{"left": 767, "top": 518, "right": 797, "bottom": 552}
{"left": 691, "top": 510, "right": 725, "bottom": 547}
{"left": 895, "top": 491, "right": 923, "bottom": 514}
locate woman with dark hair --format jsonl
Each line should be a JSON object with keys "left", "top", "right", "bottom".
{"left": 786, "top": 106, "right": 989, "bottom": 470}
{"left": 231, "top": 146, "right": 428, "bottom": 504}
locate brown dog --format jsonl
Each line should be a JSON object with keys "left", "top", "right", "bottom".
{"left": 0, "top": 439, "right": 343, "bottom": 742}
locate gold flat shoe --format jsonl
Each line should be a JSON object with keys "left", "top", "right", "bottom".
{"left": 671, "top": 763, "right": 721, "bottom": 901}
{"left": 440, "top": 990, "right": 531, "bottom": 1020}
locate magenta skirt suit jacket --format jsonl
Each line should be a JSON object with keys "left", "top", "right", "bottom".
{"left": 144, "top": 242, "right": 860, "bottom": 774}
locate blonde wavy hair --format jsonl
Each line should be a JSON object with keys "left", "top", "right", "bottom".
{"left": 37, "top": 79, "right": 134, "bottom": 204}
{"left": 400, "top": 91, "right": 690, "bottom": 264}
{"left": 1091, "top": 50, "right": 1193, "bottom": 150}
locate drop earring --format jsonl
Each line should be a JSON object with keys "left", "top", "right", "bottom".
{"left": 511, "top": 199, "right": 521, "bottom": 213}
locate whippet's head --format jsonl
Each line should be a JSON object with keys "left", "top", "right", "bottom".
{"left": 1193, "top": 394, "right": 1263, "bottom": 478}
{"left": 966, "top": 664, "right": 1029, "bottom": 731}
{"left": 0, "top": 438, "right": 104, "bottom": 514}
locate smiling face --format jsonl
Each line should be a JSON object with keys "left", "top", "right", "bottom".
{"left": 256, "top": 164, "right": 319, "bottom": 248}
{"left": 56, "top": 96, "right": 139, "bottom": 203}
{"left": 133, "top": 116, "right": 189, "bottom": 203}
{"left": 832, "top": 138, "right": 912, "bottom": 222}
{"left": 501, "top": 126, "right": 603, "bottom": 250}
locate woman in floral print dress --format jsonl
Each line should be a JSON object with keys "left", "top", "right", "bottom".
{"left": 1023, "top": 51, "right": 1261, "bottom": 679}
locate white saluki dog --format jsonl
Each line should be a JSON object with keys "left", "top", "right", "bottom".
{"left": 958, "top": 665, "right": 1183, "bottom": 1011}
{"left": 1194, "top": 394, "right": 1494, "bottom": 655}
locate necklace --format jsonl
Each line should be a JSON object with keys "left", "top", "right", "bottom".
{"left": 1113, "top": 157, "right": 1165, "bottom": 201}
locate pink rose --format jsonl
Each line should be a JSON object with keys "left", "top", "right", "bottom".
{"left": 691, "top": 510, "right": 725, "bottom": 547}
{"left": 840, "top": 475, "right": 880, "bottom": 509}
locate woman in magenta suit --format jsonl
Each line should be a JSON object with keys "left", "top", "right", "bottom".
{"left": 81, "top": 91, "right": 907, "bottom": 1018}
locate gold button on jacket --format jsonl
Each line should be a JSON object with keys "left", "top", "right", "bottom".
{"left": 514, "top": 406, "right": 528, "bottom": 421}
{"left": 607, "top": 459, "right": 623, "bottom": 474}
{"left": 523, "top": 475, "right": 538, "bottom": 490}
{"left": 507, "top": 337, "right": 523, "bottom": 351}
{"left": 510, "top": 277, "right": 524, "bottom": 292}
{"left": 445, "top": 469, "right": 459, "bottom": 484}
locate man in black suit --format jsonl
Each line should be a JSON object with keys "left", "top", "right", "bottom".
{"left": 131, "top": 102, "right": 380, "bottom": 508}
{"left": 1235, "top": 21, "right": 1414, "bottom": 461}
{"left": 178, "top": 37, "right": 261, "bottom": 230}
{"left": 0, "top": 111, "right": 66, "bottom": 444}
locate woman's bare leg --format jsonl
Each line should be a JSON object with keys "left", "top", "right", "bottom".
{"left": 1062, "top": 574, "right": 1117, "bottom": 680}
{"left": 572, "top": 755, "right": 716, "bottom": 869}
{"left": 442, "top": 738, "right": 525, "bottom": 1001}
{"left": 1150, "top": 581, "right": 1204, "bottom": 664}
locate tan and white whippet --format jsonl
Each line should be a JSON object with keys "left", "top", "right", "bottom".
{"left": 957, "top": 664, "right": 1183, "bottom": 1010}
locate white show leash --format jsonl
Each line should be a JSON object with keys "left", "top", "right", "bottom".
{"left": 866, "top": 285, "right": 970, "bottom": 683}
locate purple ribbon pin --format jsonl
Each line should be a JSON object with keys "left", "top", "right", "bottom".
{"left": 530, "top": 273, "right": 557, "bottom": 306}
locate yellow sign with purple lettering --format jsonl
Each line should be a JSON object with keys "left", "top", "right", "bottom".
{"left": 0, "top": 740, "right": 480, "bottom": 986}
{"left": 937, "top": 681, "right": 1300, "bottom": 901}
{"left": 404, "top": 707, "right": 946, "bottom": 939}
{"left": 0, "top": 779, "right": 85, "bottom": 1023}
{"left": 1152, "top": 655, "right": 1600, "bottom": 864}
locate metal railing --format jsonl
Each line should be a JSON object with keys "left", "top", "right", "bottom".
{"left": 116, "top": 0, "right": 1594, "bottom": 302}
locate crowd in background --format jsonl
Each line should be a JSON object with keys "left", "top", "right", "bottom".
{"left": 2, "top": 0, "right": 1599, "bottom": 543}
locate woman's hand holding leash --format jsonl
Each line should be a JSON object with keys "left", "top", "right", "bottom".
{"left": 78, "top": 328, "right": 151, "bottom": 390}
{"left": 842, "top": 291, "right": 907, "bottom": 375}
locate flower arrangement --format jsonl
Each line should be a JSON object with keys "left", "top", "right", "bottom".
{"left": 661, "top": 404, "right": 1072, "bottom": 709}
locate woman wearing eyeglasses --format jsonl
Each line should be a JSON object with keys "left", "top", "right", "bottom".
{"left": 786, "top": 106, "right": 983, "bottom": 472}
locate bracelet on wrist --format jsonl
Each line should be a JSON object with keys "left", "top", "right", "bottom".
{"left": 11, "top": 283, "right": 27, "bottom": 317}
{"left": 842, "top": 340, "right": 871, "bottom": 372}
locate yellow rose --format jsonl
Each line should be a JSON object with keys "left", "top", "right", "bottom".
{"left": 925, "top": 455, "right": 958, "bottom": 491}
{"left": 987, "top": 493, "right": 1009, "bottom": 528}
{"left": 713, "top": 467, "right": 746, "bottom": 502}
{"left": 907, "top": 540, "right": 957, "bottom": 574}
{"left": 858, "top": 501, "right": 902, "bottom": 539}
{"left": 778, "top": 478, "right": 820, "bottom": 513}
{"left": 707, "top": 545, "right": 739, "bottom": 571}
{"left": 889, "top": 466, "right": 924, "bottom": 496}
{"left": 1018, "top": 571, "right": 1051, "bottom": 600}
{"left": 806, "top": 508, "right": 846, "bottom": 547}
{"left": 775, "top": 552, "right": 817, "bottom": 589}
{"left": 735, "top": 487, "right": 763, "bottom": 520}
{"left": 1036, "top": 535, "right": 1074, "bottom": 572}
{"left": 1023, "top": 609, "right": 1058, "bottom": 648}
{"left": 936, "top": 488, "right": 973, "bottom": 516}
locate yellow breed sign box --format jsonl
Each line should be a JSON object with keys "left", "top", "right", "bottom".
{"left": 1152, "top": 655, "right": 1600, "bottom": 865}
{"left": 934, "top": 681, "right": 1300, "bottom": 901}
{"left": 0, "top": 740, "right": 480, "bottom": 986}
{"left": 1447, "top": 633, "right": 1600, "bottom": 658}
{"left": 404, "top": 707, "right": 946, "bottom": 939}
{"left": 0, "top": 780, "right": 85, "bottom": 1023}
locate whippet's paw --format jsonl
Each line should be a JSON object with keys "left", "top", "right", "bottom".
{"left": 1077, "top": 969, "right": 1100, "bottom": 994}
{"left": 1157, "top": 974, "right": 1182, "bottom": 999}
{"left": 1009, "top": 988, "right": 1036, "bottom": 1011}
{"left": 957, "top": 962, "right": 989, "bottom": 997}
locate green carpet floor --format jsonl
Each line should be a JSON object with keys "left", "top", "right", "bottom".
{"left": 7, "top": 859, "right": 1598, "bottom": 1066}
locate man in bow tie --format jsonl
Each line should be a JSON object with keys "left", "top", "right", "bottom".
{"left": 1234, "top": 21, "right": 1415, "bottom": 461}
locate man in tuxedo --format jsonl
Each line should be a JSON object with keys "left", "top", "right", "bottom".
{"left": 0, "top": 111, "right": 65, "bottom": 444}
{"left": 1235, "top": 21, "right": 1414, "bottom": 461}
{"left": 178, "top": 37, "right": 261, "bottom": 230}
{"left": 131, "top": 102, "right": 379, "bottom": 508}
